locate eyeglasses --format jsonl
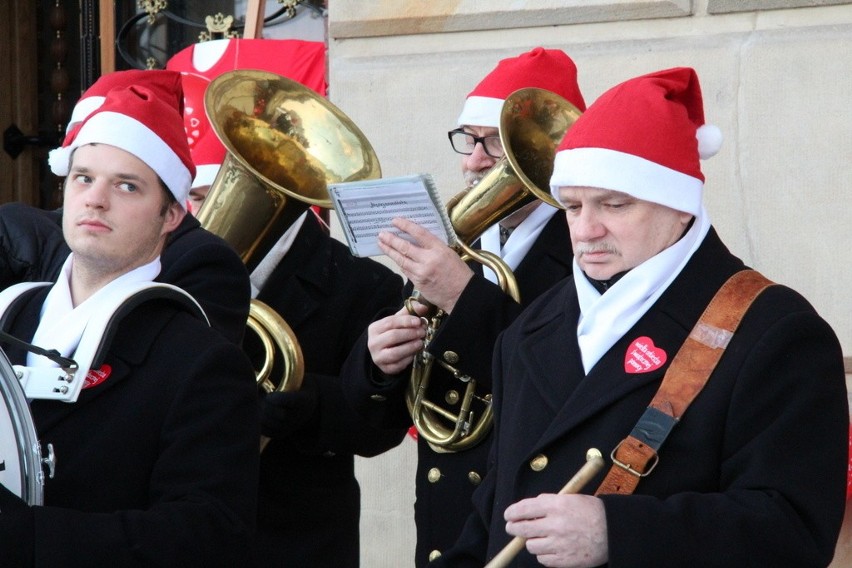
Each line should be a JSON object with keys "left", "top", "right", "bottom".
{"left": 447, "top": 129, "right": 504, "bottom": 159}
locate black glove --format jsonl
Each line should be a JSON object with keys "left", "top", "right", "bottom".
{"left": 260, "top": 377, "right": 319, "bottom": 440}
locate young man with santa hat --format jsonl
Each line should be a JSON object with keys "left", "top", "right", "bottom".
{"left": 0, "top": 69, "right": 251, "bottom": 345}
{"left": 431, "top": 67, "right": 847, "bottom": 567}
{"left": 340, "top": 47, "right": 586, "bottom": 566}
{"left": 0, "top": 82, "right": 259, "bottom": 566}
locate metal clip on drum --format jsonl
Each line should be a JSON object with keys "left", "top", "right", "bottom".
{"left": 0, "top": 349, "right": 55, "bottom": 506}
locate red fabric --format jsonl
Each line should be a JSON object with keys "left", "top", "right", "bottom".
{"left": 179, "top": 72, "right": 226, "bottom": 167}
{"left": 166, "top": 38, "right": 327, "bottom": 96}
{"left": 66, "top": 69, "right": 184, "bottom": 143}
{"left": 467, "top": 47, "right": 585, "bottom": 112}
{"left": 65, "top": 84, "right": 194, "bottom": 180}
{"left": 847, "top": 423, "right": 852, "bottom": 499}
{"left": 166, "top": 39, "right": 328, "bottom": 180}
{"left": 556, "top": 67, "right": 707, "bottom": 182}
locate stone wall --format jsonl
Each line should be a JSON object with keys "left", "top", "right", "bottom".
{"left": 325, "top": 2, "right": 852, "bottom": 564}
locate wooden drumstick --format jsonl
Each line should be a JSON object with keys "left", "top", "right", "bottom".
{"left": 483, "top": 448, "right": 605, "bottom": 568}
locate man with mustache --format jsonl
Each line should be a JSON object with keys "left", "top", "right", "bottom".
{"left": 341, "top": 47, "right": 586, "bottom": 566}
{"left": 0, "top": 81, "right": 259, "bottom": 566}
{"left": 432, "top": 67, "right": 847, "bottom": 567}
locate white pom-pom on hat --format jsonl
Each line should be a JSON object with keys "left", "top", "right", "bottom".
{"left": 697, "top": 123, "right": 723, "bottom": 159}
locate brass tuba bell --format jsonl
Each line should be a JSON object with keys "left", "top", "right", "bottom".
{"left": 405, "top": 87, "right": 582, "bottom": 453}
{"left": 197, "top": 69, "right": 382, "bottom": 395}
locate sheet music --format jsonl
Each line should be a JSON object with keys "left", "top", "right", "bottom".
{"left": 329, "top": 174, "right": 456, "bottom": 258}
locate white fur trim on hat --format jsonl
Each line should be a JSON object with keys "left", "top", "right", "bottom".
{"left": 192, "top": 163, "right": 221, "bottom": 189}
{"left": 49, "top": 111, "right": 192, "bottom": 206}
{"left": 66, "top": 96, "right": 106, "bottom": 133}
{"left": 549, "top": 147, "right": 703, "bottom": 216}
{"left": 456, "top": 96, "right": 504, "bottom": 128}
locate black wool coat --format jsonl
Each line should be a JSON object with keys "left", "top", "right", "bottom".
{"left": 254, "top": 213, "right": 405, "bottom": 568}
{"left": 342, "top": 211, "right": 574, "bottom": 566}
{"left": 0, "top": 287, "right": 260, "bottom": 567}
{"left": 433, "top": 228, "right": 848, "bottom": 568}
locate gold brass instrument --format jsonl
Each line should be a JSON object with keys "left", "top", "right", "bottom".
{"left": 405, "top": 87, "right": 582, "bottom": 453}
{"left": 248, "top": 300, "right": 304, "bottom": 395}
{"left": 197, "top": 69, "right": 381, "bottom": 395}
{"left": 248, "top": 301, "right": 305, "bottom": 453}
{"left": 484, "top": 449, "right": 605, "bottom": 568}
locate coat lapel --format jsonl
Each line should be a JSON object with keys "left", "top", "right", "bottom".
{"left": 255, "top": 215, "right": 330, "bottom": 331}
{"left": 511, "top": 286, "right": 583, "bottom": 415}
{"left": 7, "top": 293, "right": 171, "bottom": 435}
{"left": 534, "top": 310, "right": 682, "bottom": 451}
{"left": 513, "top": 212, "right": 573, "bottom": 302}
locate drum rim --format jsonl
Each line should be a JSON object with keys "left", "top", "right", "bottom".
{"left": 0, "top": 348, "right": 43, "bottom": 506}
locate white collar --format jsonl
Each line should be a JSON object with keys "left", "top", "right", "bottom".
{"left": 249, "top": 211, "right": 308, "bottom": 298}
{"left": 27, "top": 254, "right": 161, "bottom": 367}
{"left": 575, "top": 206, "right": 711, "bottom": 374}
{"left": 479, "top": 204, "right": 559, "bottom": 284}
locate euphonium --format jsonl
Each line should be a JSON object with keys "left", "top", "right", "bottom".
{"left": 405, "top": 87, "right": 582, "bottom": 453}
{"left": 197, "top": 69, "right": 381, "bottom": 394}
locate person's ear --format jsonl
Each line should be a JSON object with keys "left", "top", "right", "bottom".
{"left": 162, "top": 201, "right": 186, "bottom": 234}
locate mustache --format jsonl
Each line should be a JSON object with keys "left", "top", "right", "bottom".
{"left": 575, "top": 243, "right": 619, "bottom": 256}
{"left": 463, "top": 170, "right": 485, "bottom": 189}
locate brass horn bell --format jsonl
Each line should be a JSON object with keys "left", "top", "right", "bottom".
{"left": 405, "top": 87, "right": 582, "bottom": 453}
{"left": 198, "top": 69, "right": 382, "bottom": 395}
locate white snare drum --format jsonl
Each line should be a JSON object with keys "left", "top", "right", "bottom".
{"left": 0, "top": 347, "right": 51, "bottom": 506}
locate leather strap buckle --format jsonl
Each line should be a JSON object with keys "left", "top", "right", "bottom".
{"left": 610, "top": 440, "right": 659, "bottom": 478}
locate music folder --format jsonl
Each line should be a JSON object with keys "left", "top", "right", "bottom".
{"left": 329, "top": 173, "right": 457, "bottom": 258}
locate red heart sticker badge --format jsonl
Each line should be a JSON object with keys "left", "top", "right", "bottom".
{"left": 83, "top": 364, "right": 112, "bottom": 389}
{"left": 624, "top": 337, "right": 667, "bottom": 374}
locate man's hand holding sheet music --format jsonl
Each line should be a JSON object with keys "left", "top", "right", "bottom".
{"left": 377, "top": 217, "right": 473, "bottom": 314}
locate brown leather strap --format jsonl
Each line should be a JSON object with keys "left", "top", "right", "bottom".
{"left": 595, "top": 269, "right": 774, "bottom": 496}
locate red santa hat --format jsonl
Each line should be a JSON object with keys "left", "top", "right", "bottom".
{"left": 180, "top": 72, "right": 226, "bottom": 188}
{"left": 457, "top": 47, "right": 586, "bottom": 128}
{"left": 65, "top": 69, "right": 184, "bottom": 135}
{"left": 549, "top": 67, "right": 722, "bottom": 216}
{"left": 48, "top": 84, "right": 195, "bottom": 207}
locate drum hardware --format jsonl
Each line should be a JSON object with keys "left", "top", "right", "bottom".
{"left": 0, "top": 347, "right": 55, "bottom": 506}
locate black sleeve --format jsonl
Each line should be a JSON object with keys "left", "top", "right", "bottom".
{"left": 0, "top": 204, "right": 69, "bottom": 289}
{"left": 158, "top": 217, "right": 251, "bottom": 346}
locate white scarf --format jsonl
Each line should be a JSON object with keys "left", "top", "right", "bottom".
{"left": 27, "top": 254, "right": 161, "bottom": 367}
{"left": 249, "top": 211, "right": 308, "bottom": 299}
{"left": 479, "top": 203, "right": 559, "bottom": 284}
{"left": 575, "top": 206, "right": 711, "bottom": 374}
